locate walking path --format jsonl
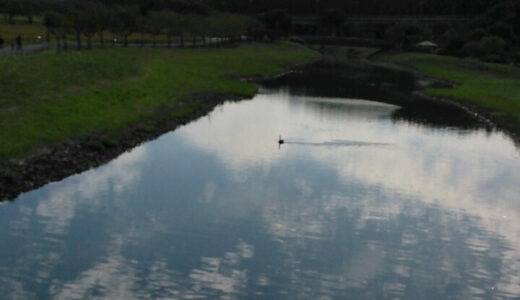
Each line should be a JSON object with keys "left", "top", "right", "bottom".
{"left": 0, "top": 38, "right": 231, "bottom": 57}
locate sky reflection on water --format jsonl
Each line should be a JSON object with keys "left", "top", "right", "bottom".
{"left": 1, "top": 87, "right": 519, "bottom": 299}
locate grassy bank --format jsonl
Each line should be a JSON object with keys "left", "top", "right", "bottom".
{"left": 0, "top": 42, "right": 320, "bottom": 160}
{"left": 379, "top": 52, "right": 520, "bottom": 129}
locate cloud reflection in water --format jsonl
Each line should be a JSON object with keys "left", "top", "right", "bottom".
{"left": 0, "top": 90, "right": 519, "bottom": 299}
{"left": 180, "top": 92, "right": 520, "bottom": 298}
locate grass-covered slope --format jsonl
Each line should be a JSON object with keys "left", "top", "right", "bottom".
{"left": 380, "top": 52, "right": 520, "bottom": 129}
{"left": 0, "top": 42, "right": 320, "bottom": 160}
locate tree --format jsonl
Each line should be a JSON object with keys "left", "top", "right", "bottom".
{"left": 159, "top": 11, "right": 179, "bottom": 48}
{"left": 488, "top": 21, "right": 515, "bottom": 41}
{"left": 146, "top": 11, "right": 168, "bottom": 47}
{"left": 137, "top": 15, "right": 148, "bottom": 47}
{"left": 259, "top": 10, "right": 291, "bottom": 41}
{"left": 208, "top": 14, "right": 249, "bottom": 46}
{"left": 43, "top": 10, "right": 71, "bottom": 52}
{"left": 65, "top": 0, "right": 102, "bottom": 50}
{"left": 109, "top": 9, "right": 124, "bottom": 46}
{"left": 3, "top": 0, "right": 22, "bottom": 24}
{"left": 320, "top": 8, "right": 346, "bottom": 36}
{"left": 95, "top": 9, "right": 111, "bottom": 47}
{"left": 440, "top": 28, "right": 465, "bottom": 55}
{"left": 71, "top": 12, "right": 86, "bottom": 49}
{"left": 245, "top": 17, "right": 265, "bottom": 42}
{"left": 44, "top": 11, "right": 63, "bottom": 50}
{"left": 222, "top": 14, "right": 254, "bottom": 44}
{"left": 513, "top": 1, "right": 520, "bottom": 36}
{"left": 208, "top": 15, "right": 229, "bottom": 46}
{"left": 385, "top": 22, "right": 427, "bottom": 48}
{"left": 83, "top": 11, "right": 102, "bottom": 49}
{"left": 23, "top": 0, "right": 42, "bottom": 24}
{"left": 112, "top": 5, "right": 138, "bottom": 47}
{"left": 0, "top": 0, "right": 47, "bottom": 24}
{"left": 183, "top": 14, "right": 204, "bottom": 47}
{"left": 167, "top": 13, "right": 186, "bottom": 47}
{"left": 480, "top": 35, "right": 506, "bottom": 56}
{"left": 384, "top": 23, "right": 408, "bottom": 48}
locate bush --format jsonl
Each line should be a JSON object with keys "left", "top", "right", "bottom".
{"left": 480, "top": 35, "right": 506, "bottom": 55}
{"left": 463, "top": 35, "right": 508, "bottom": 59}
{"left": 515, "top": 2, "right": 520, "bottom": 35}
{"left": 463, "top": 41, "right": 482, "bottom": 57}
{"left": 259, "top": 10, "right": 291, "bottom": 41}
{"left": 470, "top": 28, "right": 487, "bottom": 41}
{"left": 511, "top": 47, "right": 520, "bottom": 63}
{"left": 485, "top": 2, "right": 511, "bottom": 20}
{"left": 384, "top": 22, "right": 425, "bottom": 48}
{"left": 320, "top": 8, "right": 346, "bottom": 36}
{"left": 470, "top": 16, "right": 494, "bottom": 30}
{"left": 489, "top": 21, "right": 515, "bottom": 40}
{"left": 439, "top": 29, "right": 463, "bottom": 55}
{"left": 384, "top": 23, "right": 406, "bottom": 47}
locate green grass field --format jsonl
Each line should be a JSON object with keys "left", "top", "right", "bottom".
{"left": 380, "top": 52, "right": 520, "bottom": 127}
{"left": 0, "top": 42, "right": 320, "bottom": 160}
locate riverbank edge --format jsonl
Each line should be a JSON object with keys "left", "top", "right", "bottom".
{"left": 0, "top": 57, "right": 318, "bottom": 201}
{"left": 368, "top": 53, "right": 520, "bottom": 143}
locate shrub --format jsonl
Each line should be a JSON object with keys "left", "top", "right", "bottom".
{"left": 511, "top": 47, "right": 520, "bottom": 63}
{"left": 384, "top": 22, "right": 425, "bottom": 48}
{"left": 463, "top": 41, "right": 482, "bottom": 57}
{"left": 320, "top": 8, "right": 346, "bottom": 36}
{"left": 470, "top": 16, "right": 494, "bottom": 30}
{"left": 470, "top": 28, "right": 487, "bottom": 40}
{"left": 439, "top": 29, "right": 463, "bottom": 55}
{"left": 489, "top": 21, "right": 515, "bottom": 40}
{"left": 480, "top": 35, "right": 506, "bottom": 55}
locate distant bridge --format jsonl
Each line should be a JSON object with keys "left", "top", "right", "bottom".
{"left": 292, "top": 15, "right": 471, "bottom": 26}
{"left": 292, "top": 15, "right": 471, "bottom": 38}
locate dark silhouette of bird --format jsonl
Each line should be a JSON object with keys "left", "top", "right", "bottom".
{"left": 278, "top": 135, "right": 284, "bottom": 144}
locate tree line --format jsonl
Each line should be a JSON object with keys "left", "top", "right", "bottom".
{"left": 2, "top": 0, "right": 508, "bottom": 25}
{"left": 379, "top": 1, "right": 520, "bottom": 63}
{"left": 0, "top": 0, "right": 272, "bottom": 51}
{"left": 204, "top": 0, "right": 505, "bottom": 16}
{"left": 0, "top": 0, "right": 45, "bottom": 24}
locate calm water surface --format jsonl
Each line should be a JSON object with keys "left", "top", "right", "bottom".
{"left": 1, "top": 65, "right": 520, "bottom": 299}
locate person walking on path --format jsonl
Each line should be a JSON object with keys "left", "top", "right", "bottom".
{"left": 16, "top": 35, "right": 22, "bottom": 51}
{"left": 0, "top": 36, "right": 4, "bottom": 49}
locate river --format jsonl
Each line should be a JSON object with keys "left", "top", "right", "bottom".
{"left": 1, "top": 61, "right": 519, "bottom": 299}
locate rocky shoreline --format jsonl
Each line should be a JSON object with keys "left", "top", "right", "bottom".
{"left": 0, "top": 93, "right": 246, "bottom": 201}
{"left": 2, "top": 46, "right": 518, "bottom": 201}
{"left": 0, "top": 50, "right": 316, "bottom": 202}
{"left": 323, "top": 45, "right": 519, "bottom": 142}
{"left": 366, "top": 57, "right": 520, "bottom": 144}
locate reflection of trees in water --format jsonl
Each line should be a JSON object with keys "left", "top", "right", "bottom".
{"left": 263, "top": 61, "right": 488, "bottom": 132}
{"left": 2, "top": 64, "right": 519, "bottom": 298}
{"left": 391, "top": 100, "right": 487, "bottom": 130}
{"left": 262, "top": 61, "right": 415, "bottom": 101}
{"left": 285, "top": 96, "right": 399, "bottom": 121}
